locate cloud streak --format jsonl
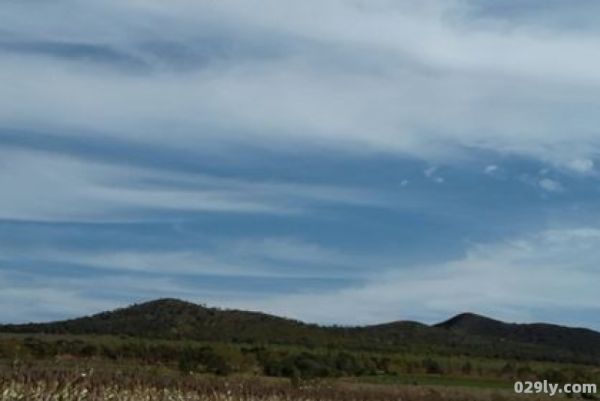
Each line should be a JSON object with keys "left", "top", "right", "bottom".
{"left": 2, "top": 227, "right": 599, "bottom": 328}
{"left": 222, "top": 228, "right": 600, "bottom": 328}
{"left": 2, "top": 0, "right": 600, "bottom": 167}
{"left": 0, "top": 147, "right": 384, "bottom": 222}
{"left": 2, "top": 1, "right": 600, "bottom": 328}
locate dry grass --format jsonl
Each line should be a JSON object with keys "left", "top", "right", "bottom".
{"left": 0, "top": 368, "right": 562, "bottom": 401}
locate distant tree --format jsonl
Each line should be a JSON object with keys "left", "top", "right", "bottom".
{"left": 461, "top": 361, "right": 472, "bottom": 375}
{"left": 539, "top": 369, "right": 567, "bottom": 384}
{"left": 500, "top": 362, "right": 515, "bottom": 376}
{"left": 422, "top": 358, "right": 443, "bottom": 375}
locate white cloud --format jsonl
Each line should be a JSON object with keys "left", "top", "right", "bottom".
{"left": 423, "top": 166, "right": 444, "bottom": 183}
{"left": 566, "top": 158, "right": 595, "bottom": 174}
{"left": 219, "top": 228, "right": 600, "bottom": 328}
{"left": 0, "top": 271, "right": 121, "bottom": 323}
{"left": 0, "top": 147, "right": 384, "bottom": 222}
{"left": 2, "top": 228, "right": 600, "bottom": 329}
{"left": 0, "top": 268, "right": 201, "bottom": 323}
{"left": 0, "top": 236, "right": 356, "bottom": 279}
{"left": 424, "top": 166, "right": 438, "bottom": 178}
{"left": 1, "top": 1, "right": 600, "bottom": 329}
{"left": 228, "top": 237, "right": 348, "bottom": 267}
{"left": 484, "top": 164, "right": 498, "bottom": 174}
{"left": 2, "top": 1, "right": 600, "bottom": 164}
{"left": 539, "top": 178, "right": 563, "bottom": 192}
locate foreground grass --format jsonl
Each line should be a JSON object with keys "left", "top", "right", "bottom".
{"left": 0, "top": 368, "right": 572, "bottom": 401}
{"left": 348, "top": 374, "right": 512, "bottom": 389}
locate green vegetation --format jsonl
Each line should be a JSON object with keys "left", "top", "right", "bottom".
{"left": 2, "top": 299, "right": 600, "bottom": 366}
{"left": 1, "top": 330, "right": 599, "bottom": 388}
{"left": 1, "top": 298, "right": 599, "bottom": 398}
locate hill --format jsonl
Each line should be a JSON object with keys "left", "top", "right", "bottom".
{"left": 436, "top": 312, "right": 600, "bottom": 356}
{"left": 0, "top": 298, "right": 327, "bottom": 344}
{"left": 2, "top": 299, "right": 600, "bottom": 365}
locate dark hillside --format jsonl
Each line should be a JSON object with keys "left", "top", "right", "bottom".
{"left": 1, "top": 298, "right": 326, "bottom": 345}
{"left": 2, "top": 299, "right": 600, "bottom": 365}
{"left": 437, "top": 312, "right": 600, "bottom": 357}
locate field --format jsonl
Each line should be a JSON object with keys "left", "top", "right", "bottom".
{"left": 2, "top": 300, "right": 599, "bottom": 400}
{"left": 1, "top": 336, "right": 596, "bottom": 400}
{"left": 0, "top": 366, "right": 565, "bottom": 401}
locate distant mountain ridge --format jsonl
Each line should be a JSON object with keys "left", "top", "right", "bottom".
{"left": 2, "top": 298, "right": 600, "bottom": 365}
{"left": 436, "top": 312, "right": 600, "bottom": 355}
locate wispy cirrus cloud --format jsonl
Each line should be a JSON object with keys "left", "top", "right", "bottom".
{"left": 2, "top": 0, "right": 600, "bottom": 328}
{"left": 223, "top": 228, "right": 600, "bottom": 328}
{"left": 0, "top": 235, "right": 361, "bottom": 279}
{"left": 3, "top": 227, "right": 599, "bottom": 328}
{"left": 2, "top": 0, "right": 600, "bottom": 169}
{"left": 0, "top": 147, "right": 385, "bottom": 222}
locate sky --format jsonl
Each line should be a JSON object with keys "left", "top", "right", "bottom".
{"left": 1, "top": 0, "right": 600, "bottom": 329}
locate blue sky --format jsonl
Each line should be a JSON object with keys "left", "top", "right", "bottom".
{"left": 1, "top": 0, "right": 600, "bottom": 329}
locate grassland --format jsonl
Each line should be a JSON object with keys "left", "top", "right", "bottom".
{"left": 1, "top": 333, "right": 598, "bottom": 400}
{"left": 0, "top": 366, "right": 571, "bottom": 401}
{"left": 2, "top": 300, "right": 599, "bottom": 400}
